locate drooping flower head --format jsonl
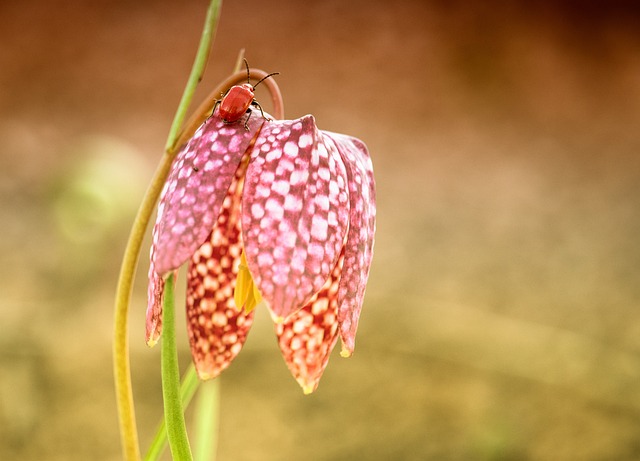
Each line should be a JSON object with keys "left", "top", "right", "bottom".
{"left": 147, "top": 106, "right": 375, "bottom": 393}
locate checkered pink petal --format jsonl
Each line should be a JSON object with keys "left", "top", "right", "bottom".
{"left": 242, "top": 115, "right": 350, "bottom": 320}
{"left": 145, "top": 253, "right": 165, "bottom": 345}
{"left": 152, "top": 110, "right": 264, "bottom": 276}
{"left": 186, "top": 154, "right": 255, "bottom": 379}
{"left": 322, "top": 132, "right": 376, "bottom": 355}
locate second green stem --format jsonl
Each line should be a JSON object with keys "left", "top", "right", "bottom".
{"left": 161, "top": 273, "right": 193, "bottom": 461}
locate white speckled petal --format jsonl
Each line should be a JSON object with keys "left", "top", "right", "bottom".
{"left": 152, "top": 109, "right": 264, "bottom": 276}
{"left": 186, "top": 155, "right": 255, "bottom": 380}
{"left": 322, "top": 131, "right": 376, "bottom": 355}
{"left": 275, "top": 251, "right": 343, "bottom": 394}
{"left": 242, "top": 115, "right": 350, "bottom": 320}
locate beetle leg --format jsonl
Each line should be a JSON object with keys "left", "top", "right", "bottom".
{"left": 251, "top": 100, "right": 271, "bottom": 121}
{"left": 242, "top": 109, "right": 252, "bottom": 131}
{"left": 210, "top": 99, "right": 221, "bottom": 119}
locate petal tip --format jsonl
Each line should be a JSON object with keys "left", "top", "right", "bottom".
{"left": 270, "top": 311, "right": 285, "bottom": 324}
{"left": 145, "top": 319, "right": 161, "bottom": 348}
{"left": 300, "top": 381, "right": 318, "bottom": 395}
{"left": 197, "top": 371, "right": 216, "bottom": 381}
{"left": 340, "top": 341, "right": 353, "bottom": 358}
{"left": 339, "top": 349, "right": 352, "bottom": 358}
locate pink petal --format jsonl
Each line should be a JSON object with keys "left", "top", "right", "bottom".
{"left": 322, "top": 132, "right": 376, "bottom": 355}
{"left": 186, "top": 155, "right": 255, "bottom": 379}
{"left": 275, "top": 251, "right": 344, "bottom": 393}
{"left": 242, "top": 115, "right": 350, "bottom": 320}
{"left": 145, "top": 255, "right": 165, "bottom": 346}
{"left": 152, "top": 109, "right": 265, "bottom": 276}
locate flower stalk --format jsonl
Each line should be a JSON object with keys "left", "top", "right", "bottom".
{"left": 161, "top": 274, "right": 193, "bottom": 460}
{"left": 113, "top": 0, "right": 222, "bottom": 459}
{"left": 144, "top": 365, "right": 199, "bottom": 461}
{"left": 113, "top": 4, "right": 287, "bottom": 460}
{"left": 193, "top": 379, "right": 221, "bottom": 461}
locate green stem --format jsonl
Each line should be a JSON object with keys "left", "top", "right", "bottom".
{"left": 144, "top": 364, "right": 200, "bottom": 461}
{"left": 194, "top": 379, "right": 221, "bottom": 461}
{"left": 161, "top": 274, "right": 193, "bottom": 461}
{"left": 112, "top": 1, "right": 223, "bottom": 460}
{"left": 166, "top": 0, "right": 223, "bottom": 153}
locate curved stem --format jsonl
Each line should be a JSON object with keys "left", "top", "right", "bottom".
{"left": 232, "top": 48, "right": 246, "bottom": 74}
{"left": 113, "top": 65, "right": 283, "bottom": 461}
{"left": 161, "top": 274, "right": 193, "bottom": 461}
{"left": 113, "top": 1, "right": 222, "bottom": 459}
{"left": 113, "top": 151, "right": 175, "bottom": 461}
{"left": 113, "top": 6, "right": 284, "bottom": 460}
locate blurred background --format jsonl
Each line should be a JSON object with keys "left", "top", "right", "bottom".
{"left": 2, "top": 0, "right": 640, "bottom": 459}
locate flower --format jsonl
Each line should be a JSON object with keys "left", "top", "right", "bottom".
{"left": 146, "top": 108, "right": 376, "bottom": 393}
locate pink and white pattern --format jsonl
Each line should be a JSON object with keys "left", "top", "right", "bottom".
{"left": 242, "top": 115, "right": 349, "bottom": 321}
{"left": 147, "top": 107, "right": 376, "bottom": 392}
{"left": 185, "top": 153, "right": 255, "bottom": 380}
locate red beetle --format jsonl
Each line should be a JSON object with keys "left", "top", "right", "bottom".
{"left": 215, "top": 59, "right": 279, "bottom": 129}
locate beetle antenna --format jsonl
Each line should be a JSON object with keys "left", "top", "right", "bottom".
{"left": 253, "top": 72, "right": 280, "bottom": 90}
{"left": 243, "top": 58, "right": 250, "bottom": 84}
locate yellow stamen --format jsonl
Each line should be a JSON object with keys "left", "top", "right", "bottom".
{"left": 234, "top": 249, "right": 262, "bottom": 313}
{"left": 252, "top": 279, "right": 263, "bottom": 306}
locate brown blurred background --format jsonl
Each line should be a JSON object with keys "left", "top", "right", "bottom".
{"left": 2, "top": 0, "right": 640, "bottom": 460}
